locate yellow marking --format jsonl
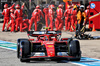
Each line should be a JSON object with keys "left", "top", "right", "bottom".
{"left": 48, "top": 45, "right": 53, "bottom": 47}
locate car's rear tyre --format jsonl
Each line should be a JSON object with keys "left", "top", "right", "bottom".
{"left": 68, "top": 40, "right": 81, "bottom": 61}
{"left": 17, "top": 39, "right": 28, "bottom": 58}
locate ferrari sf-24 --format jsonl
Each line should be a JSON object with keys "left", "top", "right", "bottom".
{"left": 17, "top": 30, "right": 81, "bottom": 62}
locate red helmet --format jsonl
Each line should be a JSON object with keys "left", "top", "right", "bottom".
{"left": 10, "top": 9, "right": 14, "bottom": 13}
{"left": 36, "top": 5, "right": 40, "bottom": 9}
{"left": 4, "top": 4, "right": 8, "bottom": 8}
{"left": 50, "top": 4, "right": 55, "bottom": 9}
{"left": 58, "top": 4, "right": 62, "bottom": 8}
{"left": 60, "top": 4, "right": 64, "bottom": 8}
{"left": 16, "top": 4, "right": 20, "bottom": 9}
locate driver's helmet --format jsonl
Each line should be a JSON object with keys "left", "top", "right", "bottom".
{"left": 45, "top": 36, "right": 50, "bottom": 41}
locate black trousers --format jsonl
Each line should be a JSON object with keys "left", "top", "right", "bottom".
{"left": 75, "top": 23, "right": 83, "bottom": 37}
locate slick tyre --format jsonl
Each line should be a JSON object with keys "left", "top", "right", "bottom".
{"left": 17, "top": 39, "right": 28, "bottom": 58}
{"left": 20, "top": 40, "right": 31, "bottom": 62}
{"left": 68, "top": 40, "right": 81, "bottom": 61}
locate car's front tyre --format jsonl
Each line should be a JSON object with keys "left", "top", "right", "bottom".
{"left": 68, "top": 40, "right": 81, "bottom": 61}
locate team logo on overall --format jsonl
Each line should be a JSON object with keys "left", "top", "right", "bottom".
{"left": 18, "top": 10, "right": 20, "bottom": 14}
{"left": 5, "top": 9, "right": 7, "bottom": 14}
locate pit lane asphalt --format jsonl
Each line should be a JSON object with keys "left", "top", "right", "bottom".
{"left": 0, "top": 48, "right": 79, "bottom": 66}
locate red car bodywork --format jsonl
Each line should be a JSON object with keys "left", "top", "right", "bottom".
{"left": 18, "top": 31, "right": 81, "bottom": 62}
{"left": 22, "top": 31, "right": 73, "bottom": 59}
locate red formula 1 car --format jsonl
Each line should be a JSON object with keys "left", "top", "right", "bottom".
{"left": 17, "top": 29, "right": 81, "bottom": 62}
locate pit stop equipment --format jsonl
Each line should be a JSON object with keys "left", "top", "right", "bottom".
{"left": 89, "top": 0, "right": 100, "bottom": 30}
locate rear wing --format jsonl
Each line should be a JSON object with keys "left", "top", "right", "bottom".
{"left": 27, "top": 31, "right": 62, "bottom": 37}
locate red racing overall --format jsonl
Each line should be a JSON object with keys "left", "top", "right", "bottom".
{"left": 10, "top": 13, "right": 15, "bottom": 32}
{"left": 2, "top": 4, "right": 15, "bottom": 31}
{"left": 48, "top": 8, "right": 54, "bottom": 31}
{"left": 34, "top": 9, "right": 44, "bottom": 22}
{"left": 64, "top": 7, "right": 71, "bottom": 30}
{"left": 43, "top": 7, "right": 48, "bottom": 27}
{"left": 71, "top": 9, "right": 77, "bottom": 30}
{"left": 55, "top": 7, "right": 63, "bottom": 31}
{"left": 7, "top": 9, "right": 15, "bottom": 32}
{"left": 29, "top": 10, "right": 39, "bottom": 31}
{"left": 14, "top": 4, "right": 24, "bottom": 32}
{"left": 22, "top": 19, "right": 29, "bottom": 31}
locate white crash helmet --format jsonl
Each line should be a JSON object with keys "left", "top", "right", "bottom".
{"left": 80, "top": 5, "right": 85, "bottom": 9}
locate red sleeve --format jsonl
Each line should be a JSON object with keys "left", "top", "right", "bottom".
{"left": 14, "top": 10, "right": 17, "bottom": 17}
{"left": 33, "top": 9, "right": 36, "bottom": 12}
{"left": 40, "top": 10, "right": 44, "bottom": 18}
{"left": 2, "top": 10, "right": 5, "bottom": 15}
{"left": 9, "top": 3, "right": 15, "bottom": 9}
{"left": 32, "top": 12, "right": 34, "bottom": 17}
{"left": 64, "top": 10, "right": 67, "bottom": 17}
{"left": 11, "top": 13, "right": 15, "bottom": 19}
{"left": 21, "top": 4, "right": 24, "bottom": 10}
